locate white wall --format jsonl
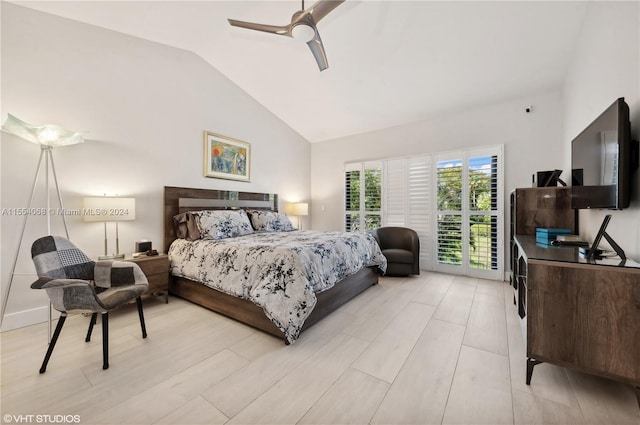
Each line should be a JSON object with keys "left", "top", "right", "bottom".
{"left": 562, "top": 1, "right": 640, "bottom": 260}
{"left": 311, "top": 91, "right": 565, "bottom": 238}
{"left": 1, "top": 4, "right": 310, "bottom": 330}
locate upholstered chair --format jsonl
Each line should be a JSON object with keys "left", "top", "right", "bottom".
{"left": 30, "top": 236, "right": 148, "bottom": 373}
{"left": 371, "top": 227, "right": 420, "bottom": 276}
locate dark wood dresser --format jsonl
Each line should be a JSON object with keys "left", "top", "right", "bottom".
{"left": 513, "top": 235, "right": 640, "bottom": 402}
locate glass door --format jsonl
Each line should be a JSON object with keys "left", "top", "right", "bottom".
{"left": 433, "top": 147, "right": 502, "bottom": 279}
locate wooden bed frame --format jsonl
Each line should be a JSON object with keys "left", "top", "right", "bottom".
{"left": 163, "top": 186, "right": 379, "bottom": 342}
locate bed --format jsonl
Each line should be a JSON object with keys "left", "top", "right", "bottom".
{"left": 163, "top": 186, "right": 386, "bottom": 343}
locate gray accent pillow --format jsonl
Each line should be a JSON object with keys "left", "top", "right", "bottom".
{"left": 173, "top": 212, "right": 201, "bottom": 241}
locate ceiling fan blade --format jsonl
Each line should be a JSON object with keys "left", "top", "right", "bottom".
{"left": 229, "top": 1, "right": 342, "bottom": 71}
{"left": 307, "top": 31, "right": 329, "bottom": 71}
{"left": 228, "top": 19, "right": 289, "bottom": 35}
{"left": 306, "top": 0, "right": 345, "bottom": 23}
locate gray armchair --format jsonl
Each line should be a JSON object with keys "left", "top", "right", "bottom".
{"left": 31, "top": 236, "right": 148, "bottom": 373}
{"left": 371, "top": 227, "right": 420, "bottom": 276}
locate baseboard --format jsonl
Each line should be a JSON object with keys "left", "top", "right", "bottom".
{"left": 1, "top": 305, "right": 49, "bottom": 332}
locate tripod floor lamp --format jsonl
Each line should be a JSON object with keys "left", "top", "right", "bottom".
{"left": 1, "top": 114, "right": 85, "bottom": 341}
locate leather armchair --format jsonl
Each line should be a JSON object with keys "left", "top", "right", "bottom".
{"left": 371, "top": 227, "right": 420, "bottom": 276}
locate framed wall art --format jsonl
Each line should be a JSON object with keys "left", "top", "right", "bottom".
{"left": 203, "top": 131, "right": 251, "bottom": 182}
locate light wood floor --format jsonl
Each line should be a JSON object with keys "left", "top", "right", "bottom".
{"left": 2, "top": 272, "right": 639, "bottom": 425}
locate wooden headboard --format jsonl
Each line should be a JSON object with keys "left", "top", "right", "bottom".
{"left": 163, "top": 186, "right": 278, "bottom": 253}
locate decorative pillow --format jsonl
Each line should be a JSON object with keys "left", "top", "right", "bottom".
{"left": 173, "top": 212, "right": 201, "bottom": 241}
{"left": 194, "top": 209, "right": 254, "bottom": 240}
{"left": 247, "top": 210, "right": 295, "bottom": 232}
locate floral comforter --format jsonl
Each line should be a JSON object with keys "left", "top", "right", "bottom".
{"left": 168, "top": 230, "right": 387, "bottom": 343}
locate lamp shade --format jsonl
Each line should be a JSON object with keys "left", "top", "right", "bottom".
{"left": 1, "top": 114, "right": 85, "bottom": 147}
{"left": 285, "top": 202, "right": 309, "bottom": 216}
{"left": 83, "top": 197, "right": 135, "bottom": 222}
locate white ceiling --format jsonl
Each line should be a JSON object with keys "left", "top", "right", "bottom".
{"left": 12, "top": 1, "right": 588, "bottom": 143}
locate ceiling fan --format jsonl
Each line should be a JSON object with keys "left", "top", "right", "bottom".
{"left": 228, "top": 0, "right": 345, "bottom": 71}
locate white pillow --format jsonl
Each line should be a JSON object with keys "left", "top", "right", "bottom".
{"left": 248, "top": 210, "right": 295, "bottom": 232}
{"left": 194, "top": 210, "right": 254, "bottom": 240}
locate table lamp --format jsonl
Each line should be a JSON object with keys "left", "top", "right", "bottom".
{"left": 285, "top": 202, "right": 309, "bottom": 230}
{"left": 83, "top": 196, "right": 136, "bottom": 259}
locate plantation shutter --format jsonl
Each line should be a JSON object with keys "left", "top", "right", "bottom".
{"left": 350, "top": 145, "right": 501, "bottom": 279}
{"left": 344, "top": 162, "right": 382, "bottom": 233}
{"left": 382, "top": 156, "right": 431, "bottom": 269}
{"left": 435, "top": 157, "right": 464, "bottom": 270}
{"left": 383, "top": 159, "right": 408, "bottom": 227}
{"left": 344, "top": 164, "right": 361, "bottom": 232}
{"left": 363, "top": 162, "right": 382, "bottom": 231}
{"left": 468, "top": 153, "right": 500, "bottom": 273}
{"left": 407, "top": 156, "right": 431, "bottom": 270}
{"left": 433, "top": 147, "right": 503, "bottom": 279}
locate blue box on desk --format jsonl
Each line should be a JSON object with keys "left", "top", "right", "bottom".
{"left": 535, "top": 228, "right": 571, "bottom": 245}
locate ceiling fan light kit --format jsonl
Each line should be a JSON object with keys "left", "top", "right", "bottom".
{"left": 291, "top": 24, "right": 316, "bottom": 42}
{"left": 228, "top": 0, "right": 345, "bottom": 71}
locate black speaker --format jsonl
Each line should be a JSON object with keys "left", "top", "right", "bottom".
{"left": 135, "top": 241, "right": 152, "bottom": 253}
{"left": 536, "top": 169, "right": 564, "bottom": 187}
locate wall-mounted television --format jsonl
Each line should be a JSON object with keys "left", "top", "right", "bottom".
{"left": 571, "top": 97, "right": 636, "bottom": 210}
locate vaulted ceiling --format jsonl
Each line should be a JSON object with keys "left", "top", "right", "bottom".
{"left": 13, "top": 1, "right": 588, "bottom": 142}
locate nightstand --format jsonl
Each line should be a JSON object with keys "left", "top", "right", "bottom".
{"left": 125, "top": 254, "right": 169, "bottom": 303}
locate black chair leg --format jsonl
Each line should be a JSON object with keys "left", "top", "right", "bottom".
{"left": 102, "top": 312, "right": 109, "bottom": 370}
{"left": 136, "top": 297, "right": 147, "bottom": 339}
{"left": 526, "top": 358, "right": 542, "bottom": 385}
{"left": 40, "top": 314, "right": 66, "bottom": 374}
{"left": 85, "top": 313, "right": 98, "bottom": 342}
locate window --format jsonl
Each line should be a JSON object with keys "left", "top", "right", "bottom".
{"left": 468, "top": 154, "right": 499, "bottom": 271}
{"left": 383, "top": 156, "right": 431, "bottom": 269}
{"left": 433, "top": 147, "right": 502, "bottom": 279}
{"left": 344, "top": 162, "right": 382, "bottom": 233}
{"left": 436, "top": 158, "right": 463, "bottom": 266}
{"left": 378, "top": 145, "right": 503, "bottom": 280}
